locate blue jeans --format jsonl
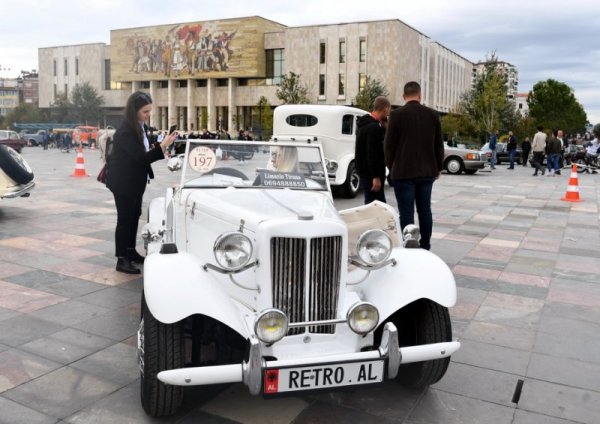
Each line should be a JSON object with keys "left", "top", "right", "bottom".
{"left": 359, "top": 176, "right": 386, "bottom": 204}
{"left": 393, "top": 177, "right": 434, "bottom": 250}
{"left": 490, "top": 149, "right": 497, "bottom": 168}
{"left": 547, "top": 154, "right": 560, "bottom": 172}
{"left": 508, "top": 149, "right": 516, "bottom": 168}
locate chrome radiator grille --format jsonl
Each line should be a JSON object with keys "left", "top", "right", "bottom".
{"left": 271, "top": 236, "right": 342, "bottom": 335}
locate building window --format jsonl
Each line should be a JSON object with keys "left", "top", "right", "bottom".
{"left": 238, "top": 78, "right": 248, "bottom": 86}
{"left": 196, "top": 79, "right": 207, "bottom": 87}
{"left": 141, "top": 81, "right": 150, "bottom": 89}
{"left": 53, "top": 60, "right": 57, "bottom": 77}
{"left": 64, "top": 59, "right": 68, "bottom": 76}
{"left": 339, "top": 40, "right": 346, "bottom": 63}
{"left": 319, "top": 74, "right": 325, "bottom": 96}
{"left": 64, "top": 84, "right": 68, "bottom": 95}
{"left": 104, "top": 59, "right": 111, "bottom": 90}
{"left": 75, "top": 57, "right": 79, "bottom": 75}
{"left": 158, "top": 80, "right": 169, "bottom": 88}
{"left": 341, "top": 114, "right": 354, "bottom": 135}
{"left": 319, "top": 42, "right": 326, "bottom": 64}
{"left": 111, "top": 81, "right": 122, "bottom": 90}
{"left": 359, "top": 39, "right": 366, "bottom": 62}
{"left": 53, "top": 84, "right": 57, "bottom": 98}
{"left": 266, "top": 48, "right": 284, "bottom": 85}
{"left": 338, "top": 73, "right": 345, "bottom": 96}
{"left": 216, "top": 78, "right": 228, "bottom": 87}
{"left": 177, "top": 80, "right": 188, "bottom": 88}
{"left": 358, "top": 73, "right": 366, "bottom": 91}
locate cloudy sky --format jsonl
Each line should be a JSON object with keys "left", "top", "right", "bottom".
{"left": 2, "top": 0, "right": 599, "bottom": 124}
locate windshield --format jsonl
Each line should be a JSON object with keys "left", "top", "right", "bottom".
{"left": 175, "top": 140, "right": 328, "bottom": 191}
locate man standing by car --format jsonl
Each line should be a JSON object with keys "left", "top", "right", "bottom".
{"left": 355, "top": 96, "right": 391, "bottom": 204}
{"left": 521, "top": 137, "right": 531, "bottom": 167}
{"left": 489, "top": 129, "right": 499, "bottom": 169}
{"left": 384, "top": 82, "right": 443, "bottom": 250}
{"left": 507, "top": 131, "right": 517, "bottom": 169}
{"left": 531, "top": 126, "right": 547, "bottom": 176}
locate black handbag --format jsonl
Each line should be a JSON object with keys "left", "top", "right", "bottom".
{"left": 97, "top": 164, "right": 107, "bottom": 184}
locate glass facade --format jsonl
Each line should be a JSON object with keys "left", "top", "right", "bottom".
{"left": 266, "top": 48, "right": 284, "bottom": 85}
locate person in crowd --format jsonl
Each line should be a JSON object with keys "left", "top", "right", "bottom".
{"left": 545, "top": 129, "right": 562, "bottom": 176}
{"left": 521, "top": 137, "right": 531, "bottom": 167}
{"left": 556, "top": 129, "right": 565, "bottom": 174}
{"left": 489, "top": 129, "right": 499, "bottom": 169}
{"left": 531, "top": 125, "right": 547, "bottom": 176}
{"left": 507, "top": 131, "right": 517, "bottom": 169}
{"left": 105, "top": 91, "right": 176, "bottom": 274}
{"left": 355, "top": 96, "right": 390, "bottom": 204}
{"left": 384, "top": 81, "right": 443, "bottom": 250}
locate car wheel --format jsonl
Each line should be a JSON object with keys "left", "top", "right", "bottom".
{"left": 385, "top": 299, "right": 452, "bottom": 388}
{"left": 464, "top": 169, "right": 477, "bottom": 175}
{"left": 139, "top": 293, "right": 184, "bottom": 417}
{"left": 576, "top": 159, "right": 587, "bottom": 173}
{"left": 337, "top": 161, "right": 359, "bottom": 198}
{"left": 444, "top": 158, "right": 464, "bottom": 175}
{"left": 0, "top": 145, "right": 34, "bottom": 184}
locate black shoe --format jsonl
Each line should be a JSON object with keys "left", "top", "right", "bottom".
{"left": 116, "top": 258, "right": 141, "bottom": 274}
{"left": 542, "top": 168, "right": 546, "bottom": 176}
{"left": 126, "top": 248, "right": 145, "bottom": 264}
{"left": 533, "top": 173, "right": 538, "bottom": 176}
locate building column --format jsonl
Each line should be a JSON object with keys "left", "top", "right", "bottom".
{"left": 207, "top": 78, "right": 216, "bottom": 131}
{"left": 168, "top": 80, "right": 175, "bottom": 127}
{"left": 228, "top": 77, "right": 235, "bottom": 132}
{"left": 149, "top": 80, "right": 157, "bottom": 128}
{"left": 187, "top": 79, "right": 194, "bottom": 132}
{"left": 131, "top": 81, "right": 139, "bottom": 93}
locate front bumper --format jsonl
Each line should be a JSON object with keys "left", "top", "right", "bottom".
{"left": 1, "top": 181, "right": 35, "bottom": 199}
{"left": 157, "top": 322, "right": 460, "bottom": 394}
{"left": 464, "top": 160, "right": 486, "bottom": 171}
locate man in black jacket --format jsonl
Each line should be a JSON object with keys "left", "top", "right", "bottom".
{"left": 354, "top": 96, "right": 390, "bottom": 204}
{"left": 384, "top": 82, "right": 443, "bottom": 250}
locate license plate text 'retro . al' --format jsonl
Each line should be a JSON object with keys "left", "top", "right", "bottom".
{"left": 264, "top": 360, "right": 385, "bottom": 394}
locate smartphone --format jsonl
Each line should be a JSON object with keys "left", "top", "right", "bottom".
{"left": 169, "top": 124, "right": 178, "bottom": 135}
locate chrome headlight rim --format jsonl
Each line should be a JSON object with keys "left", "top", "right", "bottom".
{"left": 356, "top": 229, "right": 392, "bottom": 265}
{"left": 347, "top": 302, "right": 379, "bottom": 335}
{"left": 254, "top": 308, "right": 289, "bottom": 344}
{"left": 213, "top": 231, "right": 253, "bottom": 271}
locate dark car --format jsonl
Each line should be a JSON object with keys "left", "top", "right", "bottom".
{"left": 0, "top": 130, "right": 27, "bottom": 153}
{"left": 480, "top": 142, "right": 522, "bottom": 165}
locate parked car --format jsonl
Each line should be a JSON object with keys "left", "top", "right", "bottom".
{"left": 0, "top": 145, "right": 35, "bottom": 199}
{"left": 443, "top": 142, "right": 486, "bottom": 174}
{"left": 21, "top": 129, "right": 48, "bottom": 147}
{"left": 137, "top": 139, "right": 460, "bottom": 417}
{"left": 480, "top": 142, "right": 522, "bottom": 165}
{"left": 0, "top": 130, "right": 28, "bottom": 153}
{"left": 271, "top": 104, "right": 369, "bottom": 198}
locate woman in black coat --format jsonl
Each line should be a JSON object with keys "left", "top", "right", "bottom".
{"left": 106, "top": 91, "right": 176, "bottom": 274}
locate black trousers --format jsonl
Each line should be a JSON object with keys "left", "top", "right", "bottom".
{"left": 112, "top": 191, "right": 143, "bottom": 257}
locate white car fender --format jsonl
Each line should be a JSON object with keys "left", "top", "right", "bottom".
{"left": 148, "top": 196, "right": 165, "bottom": 224}
{"left": 357, "top": 248, "right": 457, "bottom": 324}
{"left": 144, "top": 250, "right": 249, "bottom": 338}
{"left": 333, "top": 153, "right": 355, "bottom": 186}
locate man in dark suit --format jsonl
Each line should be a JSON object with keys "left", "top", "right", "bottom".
{"left": 384, "top": 81, "right": 443, "bottom": 250}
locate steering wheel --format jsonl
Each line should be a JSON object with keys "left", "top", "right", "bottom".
{"left": 204, "top": 167, "right": 249, "bottom": 180}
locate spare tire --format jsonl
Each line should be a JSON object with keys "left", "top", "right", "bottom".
{"left": 0, "top": 145, "right": 34, "bottom": 184}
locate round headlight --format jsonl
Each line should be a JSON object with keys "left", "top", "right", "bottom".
{"left": 214, "top": 232, "right": 253, "bottom": 270}
{"left": 254, "top": 309, "right": 289, "bottom": 343}
{"left": 356, "top": 229, "right": 392, "bottom": 265}
{"left": 347, "top": 302, "right": 379, "bottom": 335}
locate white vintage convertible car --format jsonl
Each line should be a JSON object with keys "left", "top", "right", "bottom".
{"left": 139, "top": 139, "right": 460, "bottom": 417}
{"left": 0, "top": 145, "right": 35, "bottom": 199}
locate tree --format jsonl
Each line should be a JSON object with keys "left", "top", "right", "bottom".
{"left": 50, "top": 92, "right": 74, "bottom": 123}
{"left": 441, "top": 109, "right": 476, "bottom": 142}
{"left": 253, "top": 96, "right": 273, "bottom": 140}
{"left": 71, "top": 82, "right": 104, "bottom": 125}
{"left": 527, "top": 79, "right": 587, "bottom": 134}
{"left": 353, "top": 76, "right": 389, "bottom": 111}
{"left": 3, "top": 103, "right": 47, "bottom": 129}
{"left": 276, "top": 72, "right": 309, "bottom": 104}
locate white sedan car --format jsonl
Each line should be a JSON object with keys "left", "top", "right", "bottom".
{"left": 139, "top": 139, "right": 460, "bottom": 417}
{"left": 0, "top": 145, "right": 35, "bottom": 199}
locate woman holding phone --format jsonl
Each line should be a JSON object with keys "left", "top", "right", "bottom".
{"left": 106, "top": 91, "right": 176, "bottom": 274}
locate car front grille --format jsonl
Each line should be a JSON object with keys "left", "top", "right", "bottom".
{"left": 271, "top": 236, "right": 342, "bottom": 335}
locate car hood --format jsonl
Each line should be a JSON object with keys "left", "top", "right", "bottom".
{"left": 445, "top": 146, "right": 481, "bottom": 154}
{"left": 183, "top": 188, "right": 339, "bottom": 228}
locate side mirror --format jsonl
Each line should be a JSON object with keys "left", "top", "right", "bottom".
{"left": 167, "top": 154, "right": 184, "bottom": 172}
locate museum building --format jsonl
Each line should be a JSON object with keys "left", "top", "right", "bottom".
{"left": 38, "top": 16, "right": 474, "bottom": 132}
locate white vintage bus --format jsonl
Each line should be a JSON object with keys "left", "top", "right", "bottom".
{"left": 272, "top": 104, "right": 368, "bottom": 198}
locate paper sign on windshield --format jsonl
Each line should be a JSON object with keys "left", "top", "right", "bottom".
{"left": 256, "top": 171, "right": 307, "bottom": 188}
{"left": 188, "top": 146, "right": 217, "bottom": 173}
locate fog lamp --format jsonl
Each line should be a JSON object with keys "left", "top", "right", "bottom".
{"left": 254, "top": 309, "right": 288, "bottom": 343}
{"left": 347, "top": 302, "right": 379, "bottom": 335}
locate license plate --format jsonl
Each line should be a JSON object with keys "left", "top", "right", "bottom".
{"left": 263, "top": 360, "right": 384, "bottom": 394}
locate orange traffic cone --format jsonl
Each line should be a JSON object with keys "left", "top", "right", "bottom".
{"left": 561, "top": 164, "right": 581, "bottom": 202}
{"left": 71, "top": 146, "right": 89, "bottom": 177}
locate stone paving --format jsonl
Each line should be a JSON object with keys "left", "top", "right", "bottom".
{"left": 1, "top": 147, "right": 599, "bottom": 423}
